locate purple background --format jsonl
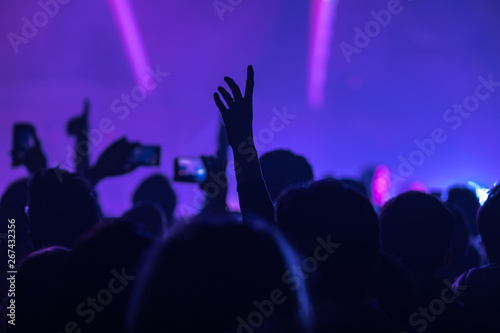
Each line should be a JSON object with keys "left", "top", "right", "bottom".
{"left": 1, "top": 0, "right": 499, "bottom": 217}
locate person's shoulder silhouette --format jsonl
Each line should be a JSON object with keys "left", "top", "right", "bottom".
{"left": 454, "top": 185, "right": 500, "bottom": 331}
{"left": 49, "top": 219, "right": 151, "bottom": 333}
{"left": 10, "top": 246, "right": 70, "bottom": 333}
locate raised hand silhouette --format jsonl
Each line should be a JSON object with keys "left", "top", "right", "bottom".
{"left": 67, "top": 99, "right": 89, "bottom": 136}
{"left": 213, "top": 66, "right": 274, "bottom": 223}
{"left": 85, "top": 137, "right": 140, "bottom": 185}
{"left": 214, "top": 65, "right": 254, "bottom": 149}
{"left": 67, "top": 99, "right": 90, "bottom": 173}
{"left": 24, "top": 127, "right": 47, "bottom": 174}
{"left": 10, "top": 123, "right": 47, "bottom": 174}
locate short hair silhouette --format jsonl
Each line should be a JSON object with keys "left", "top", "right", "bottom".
{"left": 341, "top": 178, "right": 369, "bottom": 197}
{"left": 27, "top": 168, "right": 100, "bottom": 250}
{"left": 477, "top": 184, "right": 500, "bottom": 263}
{"left": 260, "top": 149, "right": 313, "bottom": 201}
{"left": 276, "top": 178, "right": 379, "bottom": 301}
{"left": 0, "top": 178, "right": 31, "bottom": 296}
{"left": 379, "top": 191, "right": 455, "bottom": 273}
{"left": 442, "top": 202, "right": 480, "bottom": 279}
{"left": 123, "top": 202, "right": 166, "bottom": 237}
{"left": 128, "top": 218, "right": 314, "bottom": 333}
{"left": 133, "top": 174, "right": 177, "bottom": 227}
{"left": 447, "top": 186, "right": 480, "bottom": 235}
{"left": 49, "top": 219, "right": 151, "bottom": 333}
{"left": 12, "top": 246, "right": 70, "bottom": 333}
{"left": 0, "top": 179, "right": 30, "bottom": 253}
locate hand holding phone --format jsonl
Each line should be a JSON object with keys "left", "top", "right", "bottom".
{"left": 12, "top": 124, "right": 35, "bottom": 165}
{"left": 89, "top": 138, "right": 160, "bottom": 185}
{"left": 126, "top": 146, "right": 161, "bottom": 169}
{"left": 11, "top": 123, "right": 47, "bottom": 173}
{"left": 67, "top": 99, "right": 89, "bottom": 136}
{"left": 174, "top": 157, "right": 207, "bottom": 183}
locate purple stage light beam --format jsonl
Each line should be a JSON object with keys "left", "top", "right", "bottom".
{"left": 308, "top": 0, "right": 339, "bottom": 110}
{"left": 108, "top": 0, "right": 151, "bottom": 88}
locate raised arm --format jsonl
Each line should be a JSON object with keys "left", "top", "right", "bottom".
{"left": 213, "top": 65, "right": 274, "bottom": 223}
{"left": 84, "top": 137, "right": 140, "bottom": 186}
{"left": 67, "top": 99, "right": 90, "bottom": 174}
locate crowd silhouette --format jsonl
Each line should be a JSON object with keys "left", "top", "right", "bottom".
{"left": 1, "top": 65, "right": 499, "bottom": 333}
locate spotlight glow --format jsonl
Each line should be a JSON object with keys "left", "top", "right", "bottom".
{"left": 409, "top": 181, "right": 427, "bottom": 193}
{"left": 372, "top": 164, "right": 391, "bottom": 207}
{"left": 308, "top": 0, "right": 339, "bottom": 109}
{"left": 468, "top": 181, "right": 490, "bottom": 206}
{"left": 108, "top": 0, "right": 151, "bottom": 88}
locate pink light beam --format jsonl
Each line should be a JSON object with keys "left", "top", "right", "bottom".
{"left": 308, "top": 0, "right": 339, "bottom": 110}
{"left": 372, "top": 164, "right": 391, "bottom": 207}
{"left": 108, "top": 0, "right": 151, "bottom": 88}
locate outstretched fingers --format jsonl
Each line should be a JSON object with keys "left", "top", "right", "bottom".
{"left": 214, "top": 92, "right": 228, "bottom": 114}
{"left": 214, "top": 66, "right": 254, "bottom": 116}
{"left": 217, "top": 86, "right": 234, "bottom": 108}
{"left": 244, "top": 65, "right": 254, "bottom": 100}
{"left": 224, "top": 76, "right": 243, "bottom": 101}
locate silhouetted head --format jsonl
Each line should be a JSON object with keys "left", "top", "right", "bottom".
{"left": 447, "top": 186, "right": 480, "bottom": 235}
{"left": 123, "top": 202, "right": 166, "bottom": 238}
{"left": 340, "top": 178, "right": 369, "bottom": 197}
{"left": 260, "top": 150, "right": 313, "bottom": 201}
{"left": 128, "top": 218, "right": 314, "bottom": 333}
{"left": 27, "top": 168, "right": 100, "bottom": 250}
{"left": 444, "top": 203, "right": 471, "bottom": 260}
{"left": 49, "top": 219, "right": 151, "bottom": 333}
{"left": 477, "top": 185, "right": 500, "bottom": 263}
{"left": 441, "top": 202, "right": 479, "bottom": 279}
{"left": 0, "top": 178, "right": 31, "bottom": 256}
{"left": 14, "top": 246, "right": 71, "bottom": 333}
{"left": 133, "top": 174, "right": 177, "bottom": 226}
{"left": 276, "top": 178, "right": 380, "bottom": 301}
{"left": 380, "top": 191, "right": 454, "bottom": 274}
